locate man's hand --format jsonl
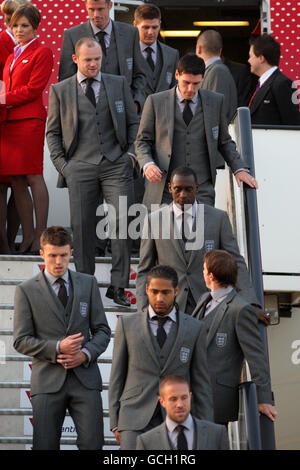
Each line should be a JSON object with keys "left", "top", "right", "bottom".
{"left": 235, "top": 170, "right": 258, "bottom": 189}
{"left": 144, "top": 164, "right": 163, "bottom": 183}
{"left": 59, "top": 332, "right": 83, "bottom": 355}
{"left": 258, "top": 403, "right": 277, "bottom": 422}
{"left": 57, "top": 350, "right": 88, "bottom": 369}
{"left": 255, "top": 306, "right": 271, "bottom": 326}
{"left": 113, "top": 429, "right": 121, "bottom": 445}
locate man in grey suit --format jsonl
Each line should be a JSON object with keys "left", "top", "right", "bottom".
{"left": 192, "top": 249, "right": 277, "bottom": 425}
{"left": 196, "top": 29, "right": 238, "bottom": 125}
{"left": 13, "top": 226, "right": 111, "bottom": 450}
{"left": 109, "top": 265, "right": 213, "bottom": 450}
{"left": 58, "top": 0, "right": 146, "bottom": 111}
{"left": 136, "top": 166, "right": 259, "bottom": 315}
{"left": 135, "top": 53, "right": 257, "bottom": 208}
{"left": 133, "top": 3, "right": 179, "bottom": 98}
{"left": 136, "top": 375, "right": 229, "bottom": 450}
{"left": 47, "top": 37, "right": 139, "bottom": 307}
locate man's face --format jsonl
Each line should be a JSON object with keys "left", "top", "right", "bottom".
{"left": 134, "top": 18, "right": 161, "bottom": 46}
{"left": 85, "top": 0, "right": 112, "bottom": 30}
{"left": 248, "top": 45, "right": 262, "bottom": 76}
{"left": 72, "top": 43, "right": 102, "bottom": 77}
{"left": 40, "top": 244, "right": 73, "bottom": 277}
{"left": 175, "top": 71, "right": 203, "bottom": 100}
{"left": 146, "top": 277, "right": 178, "bottom": 316}
{"left": 168, "top": 174, "right": 199, "bottom": 209}
{"left": 159, "top": 382, "right": 192, "bottom": 423}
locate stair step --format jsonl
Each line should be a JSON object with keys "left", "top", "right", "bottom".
{"left": 0, "top": 436, "right": 118, "bottom": 446}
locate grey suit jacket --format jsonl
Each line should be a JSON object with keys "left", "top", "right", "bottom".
{"left": 58, "top": 20, "right": 146, "bottom": 108}
{"left": 136, "top": 203, "right": 258, "bottom": 312}
{"left": 136, "top": 417, "right": 229, "bottom": 450}
{"left": 46, "top": 72, "right": 139, "bottom": 187}
{"left": 201, "top": 59, "right": 238, "bottom": 124}
{"left": 135, "top": 87, "right": 246, "bottom": 208}
{"left": 13, "top": 270, "right": 111, "bottom": 396}
{"left": 192, "top": 289, "right": 273, "bottom": 423}
{"left": 109, "top": 310, "right": 213, "bottom": 432}
{"left": 143, "top": 41, "right": 179, "bottom": 97}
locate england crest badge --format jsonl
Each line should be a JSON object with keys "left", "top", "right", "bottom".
{"left": 216, "top": 333, "right": 227, "bottom": 348}
{"left": 180, "top": 347, "right": 190, "bottom": 363}
{"left": 80, "top": 302, "right": 88, "bottom": 318}
{"left": 205, "top": 240, "right": 215, "bottom": 252}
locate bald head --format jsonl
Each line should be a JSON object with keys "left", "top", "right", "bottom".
{"left": 196, "top": 30, "right": 223, "bottom": 59}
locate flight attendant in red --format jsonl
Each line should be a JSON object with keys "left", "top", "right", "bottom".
{"left": 0, "top": 3, "right": 53, "bottom": 253}
{"left": 0, "top": 0, "right": 26, "bottom": 254}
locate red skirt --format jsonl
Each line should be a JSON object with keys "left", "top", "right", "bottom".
{"left": 0, "top": 118, "right": 46, "bottom": 175}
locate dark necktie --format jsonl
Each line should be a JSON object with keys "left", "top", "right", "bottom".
{"left": 56, "top": 278, "right": 68, "bottom": 308}
{"left": 248, "top": 81, "right": 261, "bottom": 108}
{"left": 177, "top": 425, "right": 188, "bottom": 450}
{"left": 181, "top": 211, "right": 190, "bottom": 244}
{"left": 85, "top": 77, "right": 96, "bottom": 107}
{"left": 198, "top": 294, "right": 212, "bottom": 319}
{"left": 153, "top": 315, "right": 168, "bottom": 348}
{"left": 96, "top": 30, "right": 107, "bottom": 56}
{"left": 182, "top": 99, "right": 193, "bottom": 126}
{"left": 145, "top": 46, "right": 155, "bottom": 71}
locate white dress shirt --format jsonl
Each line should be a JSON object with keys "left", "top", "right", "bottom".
{"left": 148, "top": 305, "right": 177, "bottom": 337}
{"left": 90, "top": 19, "right": 112, "bottom": 48}
{"left": 140, "top": 40, "right": 158, "bottom": 66}
{"left": 172, "top": 200, "right": 197, "bottom": 239}
{"left": 77, "top": 70, "right": 102, "bottom": 103}
{"left": 258, "top": 66, "right": 278, "bottom": 88}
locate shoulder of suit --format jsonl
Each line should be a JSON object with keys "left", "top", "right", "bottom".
{"left": 50, "top": 74, "right": 76, "bottom": 90}
{"left": 119, "top": 311, "right": 145, "bottom": 325}
{"left": 203, "top": 203, "right": 227, "bottom": 220}
{"left": 17, "top": 271, "right": 44, "bottom": 290}
{"left": 199, "top": 87, "right": 224, "bottom": 102}
{"left": 63, "top": 21, "right": 90, "bottom": 36}
{"left": 194, "top": 417, "right": 226, "bottom": 432}
{"left": 102, "top": 72, "right": 124, "bottom": 84}
{"left": 158, "top": 41, "right": 179, "bottom": 55}
{"left": 69, "top": 269, "right": 95, "bottom": 282}
{"left": 180, "top": 311, "right": 204, "bottom": 328}
{"left": 150, "top": 87, "right": 174, "bottom": 102}
{"left": 113, "top": 20, "right": 137, "bottom": 34}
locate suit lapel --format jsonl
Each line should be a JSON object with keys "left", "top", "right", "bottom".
{"left": 206, "top": 289, "right": 236, "bottom": 346}
{"left": 101, "top": 74, "right": 125, "bottom": 148}
{"left": 65, "top": 270, "right": 80, "bottom": 332}
{"left": 192, "top": 292, "right": 211, "bottom": 320}
{"left": 168, "top": 204, "right": 186, "bottom": 262}
{"left": 65, "top": 75, "right": 79, "bottom": 158}
{"left": 161, "top": 311, "right": 188, "bottom": 373}
{"left": 156, "top": 42, "right": 168, "bottom": 91}
{"left": 142, "top": 310, "right": 161, "bottom": 368}
{"left": 198, "top": 90, "right": 214, "bottom": 176}
{"left": 161, "top": 423, "right": 173, "bottom": 449}
{"left": 166, "top": 87, "right": 176, "bottom": 151}
{"left": 186, "top": 203, "right": 205, "bottom": 267}
{"left": 250, "top": 69, "right": 278, "bottom": 114}
{"left": 112, "top": 21, "right": 125, "bottom": 78}
{"left": 35, "top": 271, "right": 66, "bottom": 328}
{"left": 195, "top": 419, "right": 209, "bottom": 450}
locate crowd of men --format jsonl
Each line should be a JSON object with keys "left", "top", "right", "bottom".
{"left": 12, "top": 0, "right": 300, "bottom": 451}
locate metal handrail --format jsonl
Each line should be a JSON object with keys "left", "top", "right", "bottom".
{"left": 233, "top": 107, "right": 276, "bottom": 450}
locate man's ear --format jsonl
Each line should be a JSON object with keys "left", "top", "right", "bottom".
{"left": 72, "top": 54, "right": 78, "bottom": 65}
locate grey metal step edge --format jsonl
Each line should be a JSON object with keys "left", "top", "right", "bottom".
{"left": 0, "top": 436, "right": 118, "bottom": 445}
{"left": 0, "top": 355, "right": 112, "bottom": 363}
{"left": 0, "top": 255, "right": 139, "bottom": 264}
{"left": 0, "top": 382, "right": 109, "bottom": 390}
{"left": 0, "top": 279, "right": 136, "bottom": 288}
{"left": 0, "top": 303, "right": 137, "bottom": 313}
{"left": 0, "top": 409, "right": 110, "bottom": 418}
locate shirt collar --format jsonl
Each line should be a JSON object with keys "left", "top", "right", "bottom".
{"left": 90, "top": 18, "right": 112, "bottom": 36}
{"left": 77, "top": 70, "right": 102, "bottom": 84}
{"left": 166, "top": 413, "right": 194, "bottom": 433}
{"left": 259, "top": 66, "right": 278, "bottom": 87}
{"left": 44, "top": 268, "right": 69, "bottom": 287}
{"left": 211, "top": 285, "right": 233, "bottom": 302}
{"left": 140, "top": 40, "right": 157, "bottom": 54}
{"left": 148, "top": 304, "right": 177, "bottom": 322}
{"left": 14, "top": 37, "right": 36, "bottom": 55}
{"left": 172, "top": 200, "right": 197, "bottom": 220}
{"left": 176, "top": 85, "right": 198, "bottom": 104}
{"left": 205, "top": 56, "right": 221, "bottom": 68}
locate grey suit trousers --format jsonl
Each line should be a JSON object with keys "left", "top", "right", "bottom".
{"left": 64, "top": 154, "right": 134, "bottom": 283}
{"left": 31, "top": 370, "right": 104, "bottom": 450}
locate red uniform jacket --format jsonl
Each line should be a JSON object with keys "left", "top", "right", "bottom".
{"left": 0, "top": 39, "right": 53, "bottom": 121}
